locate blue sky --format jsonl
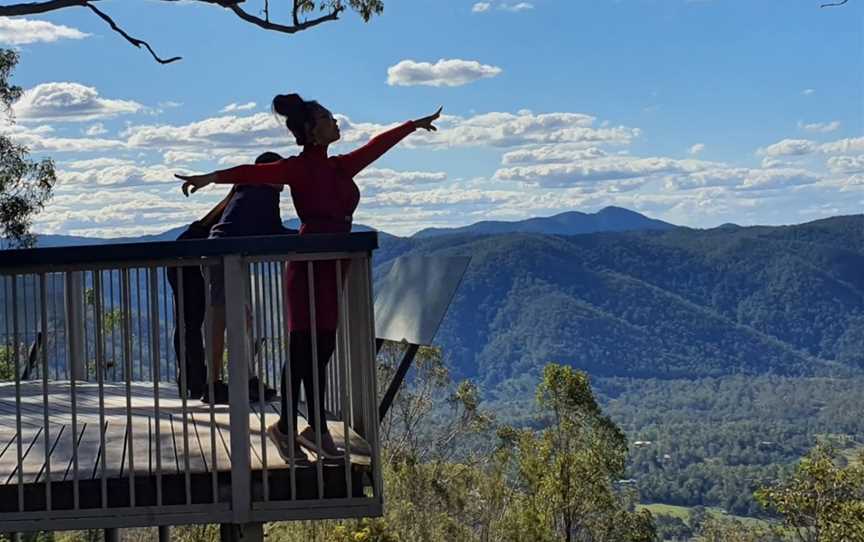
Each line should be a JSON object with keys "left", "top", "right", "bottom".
{"left": 0, "top": 0, "right": 861, "bottom": 237}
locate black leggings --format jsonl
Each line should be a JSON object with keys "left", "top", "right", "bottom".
{"left": 166, "top": 265, "right": 207, "bottom": 396}
{"left": 279, "top": 330, "right": 336, "bottom": 435}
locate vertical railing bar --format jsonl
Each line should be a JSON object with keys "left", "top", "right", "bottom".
{"left": 362, "top": 255, "right": 384, "bottom": 499}
{"left": 12, "top": 275, "right": 24, "bottom": 512}
{"left": 202, "top": 264, "right": 218, "bottom": 503}
{"left": 266, "top": 263, "right": 275, "bottom": 391}
{"left": 108, "top": 270, "right": 117, "bottom": 382}
{"left": 39, "top": 273, "right": 53, "bottom": 510}
{"left": 342, "top": 267, "right": 355, "bottom": 448}
{"left": 121, "top": 268, "right": 136, "bottom": 507}
{"left": 277, "top": 261, "right": 297, "bottom": 500}
{"left": 162, "top": 268, "right": 171, "bottom": 383}
{"left": 53, "top": 273, "right": 60, "bottom": 380}
{"left": 50, "top": 273, "right": 54, "bottom": 379}
{"left": 93, "top": 270, "right": 108, "bottom": 508}
{"left": 306, "top": 261, "right": 325, "bottom": 499}
{"left": 176, "top": 270, "right": 192, "bottom": 505}
{"left": 335, "top": 260, "right": 353, "bottom": 499}
{"left": 148, "top": 267, "right": 164, "bottom": 506}
{"left": 50, "top": 273, "right": 57, "bottom": 380}
{"left": 136, "top": 268, "right": 145, "bottom": 381}
{"left": 29, "top": 276, "right": 35, "bottom": 377}
{"left": 67, "top": 275, "right": 81, "bottom": 510}
{"left": 255, "top": 263, "right": 270, "bottom": 502}
{"left": 60, "top": 274, "right": 66, "bottom": 380}
{"left": 81, "top": 272, "right": 90, "bottom": 382}
{"left": 3, "top": 275, "right": 9, "bottom": 353}
{"left": 22, "top": 275, "right": 30, "bottom": 380}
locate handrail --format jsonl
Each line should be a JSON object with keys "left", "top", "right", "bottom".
{"left": 0, "top": 231, "right": 385, "bottom": 535}
{"left": 0, "top": 232, "right": 379, "bottom": 272}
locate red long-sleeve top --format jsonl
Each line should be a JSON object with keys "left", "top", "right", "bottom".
{"left": 215, "top": 120, "right": 417, "bottom": 331}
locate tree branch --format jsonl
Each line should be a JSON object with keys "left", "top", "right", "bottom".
{"left": 820, "top": 0, "right": 849, "bottom": 6}
{"left": 0, "top": 0, "right": 89, "bottom": 16}
{"left": 0, "top": 0, "right": 352, "bottom": 63}
{"left": 85, "top": 3, "right": 182, "bottom": 64}
{"left": 228, "top": 1, "right": 343, "bottom": 34}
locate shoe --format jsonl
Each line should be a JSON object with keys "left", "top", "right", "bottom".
{"left": 266, "top": 423, "right": 308, "bottom": 464}
{"left": 248, "top": 376, "right": 278, "bottom": 403}
{"left": 297, "top": 426, "right": 342, "bottom": 459}
{"left": 201, "top": 381, "right": 230, "bottom": 404}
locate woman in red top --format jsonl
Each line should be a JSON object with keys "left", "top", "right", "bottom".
{"left": 177, "top": 94, "right": 441, "bottom": 460}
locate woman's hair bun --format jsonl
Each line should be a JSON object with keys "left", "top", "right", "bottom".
{"left": 272, "top": 93, "right": 306, "bottom": 118}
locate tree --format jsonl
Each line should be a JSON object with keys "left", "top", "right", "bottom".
{"left": 754, "top": 445, "right": 864, "bottom": 542}
{"left": 0, "top": 49, "right": 55, "bottom": 248}
{"left": 0, "top": 1, "right": 385, "bottom": 64}
{"left": 496, "top": 364, "right": 658, "bottom": 542}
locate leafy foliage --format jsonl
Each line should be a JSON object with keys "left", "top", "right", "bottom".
{"left": 755, "top": 445, "right": 864, "bottom": 541}
{"left": 0, "top": 49, "right": 56, "bottom": 248}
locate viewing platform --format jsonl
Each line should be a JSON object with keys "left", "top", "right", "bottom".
{"left": 0, "top": 233, "right": 383, "bottom": 536}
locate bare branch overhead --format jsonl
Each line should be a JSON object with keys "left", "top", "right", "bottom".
{"left": 85, "top": 3, "right": 182, "bottom": 64}
{"left": 0, "top": 0, "right": 382, "bottom": 63}
{"left": 820, "top": 0, "right": 850, "bottom": 6}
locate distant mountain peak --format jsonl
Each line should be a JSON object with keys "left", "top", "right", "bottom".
{"left": 412, "top": 207, "right": 678, "bottom": 238}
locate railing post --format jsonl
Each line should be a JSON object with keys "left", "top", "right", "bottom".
{"left": 220, "top": 523, "right": 262, "bottom": 542}
{"left": 346, "top": 255, "right": 371, "bottom": 437}
{"left": 64, "top": 271, "right": 86, "bottom": 380}
{"left": 223, "top": 255, "right": 252, "bottom": 524}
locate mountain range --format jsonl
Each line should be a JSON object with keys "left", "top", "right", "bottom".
{"left": 7, "top": 207, "right": 863, "bottom": 392}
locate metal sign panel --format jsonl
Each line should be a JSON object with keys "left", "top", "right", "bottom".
{"left": 374, "top": 256, "right": 471, "bottom": 346}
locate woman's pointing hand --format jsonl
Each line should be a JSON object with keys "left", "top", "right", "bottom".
{"left": 413, "top": 106, "right": 443, "bottom": 132}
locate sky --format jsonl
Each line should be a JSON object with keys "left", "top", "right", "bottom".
{"left": 0, "top": 0, "right": 862, "bottom": 237}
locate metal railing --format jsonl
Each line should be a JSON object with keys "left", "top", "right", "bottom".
{"left": 0, "top": 233, "right": 382, "bottom": 533}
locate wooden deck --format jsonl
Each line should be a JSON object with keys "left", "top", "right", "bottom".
{"left": 0, "top": 381, "right": 372, "bottom": 512}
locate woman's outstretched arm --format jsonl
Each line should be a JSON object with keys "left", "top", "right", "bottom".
{"left": 337, "top": 107, "right": 442, "bottom": 178}
{"left": 175, "top": 156, "right": 301, "bottom": 196}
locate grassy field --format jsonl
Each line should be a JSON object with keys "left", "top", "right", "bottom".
{"left": 637, "top": 503, "right": 770, "bottom": 528}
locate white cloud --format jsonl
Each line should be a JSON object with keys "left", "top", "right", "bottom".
{"left": 495, "top": 156, "right": 710, "bottom": 188}
{"left": 0, "top": 18, "right": 89, "bottom": 45}
{"left": 757, "top": 138, "right": 818, "bottom": 158}
{"left": 500, "top": 2, "right": 534, "bottom": 11}
{"left": 122, "top": 112, "right": 283, "bottom": 149}
{"left": 688, "top": 143, "right": 705, "bottom": 156}
{"left": 798, "top": 120, "right": 841, "bottom": 134}
{"left": 164, "top": 150, "right": 211, "bottom": 164}
{"left": 84, "top": 123, "right": 108, "bottom": 136}
{"left": 120, "top": 109, "right": 639, "bottom": 155}
{"left": 15, "top": 82, "right": 143, "bottom": 122}
{"left": 734, "top": 168, "right": 821, "bottom": 191}
{"left": 501, "top": 145, "right": 607, "bottom": 165}
{"left": 387, "top": 58, "right": 502, "bottom": 87}
{"left": 665, "top": 167, "right": 820, "bottom": 192}
{"left": 398, "top": 111, "right": 640, "bottom": 149}
{"left": 472, "top": 2, "right": 492, "bottom": 12}
{"left": 33, "top": 189, "right": 222, "bottom": 238}
{"left": 64, "top": 158, "right": 136, "bottom": 170}
{"left": 356, "top": 168, "right": 447, "bottom": 194}
{"left": 820, "top": 137, "right": 864, "bottom": 155}
{"left": 367, "top": 188, "right": 517, "bottom": 209}
{"left": 220, "top": 101, "right": 257, "bottom": 113}
{"left": 58, "top": 163, "right": 178, "bottom": 187}
{"left": 802, "top": 89, "right": 815, "bottom": 96}
{"left": 826, "top": 156, "right": 864, "bottom": 175}
{"left": 4, "top": 122, "right": 126, "bottom": 152}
